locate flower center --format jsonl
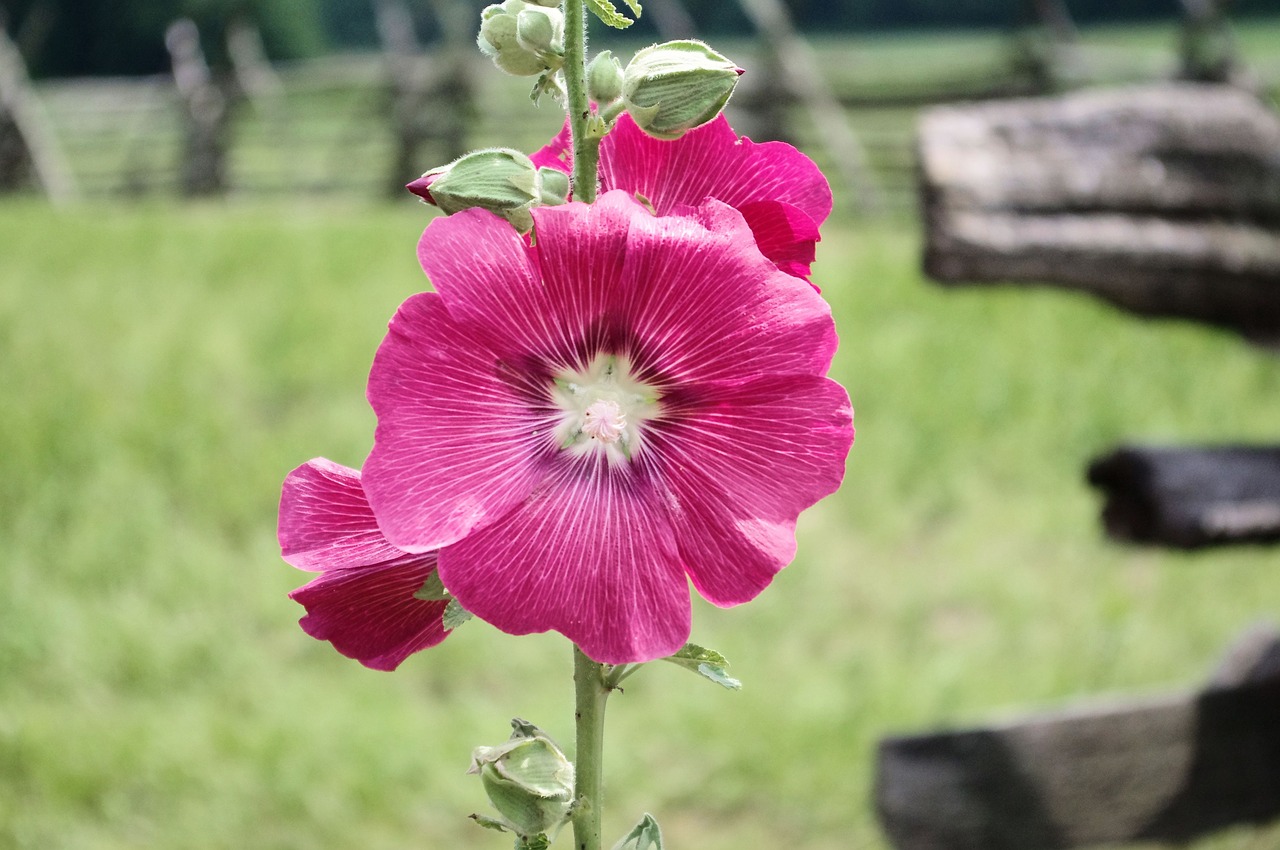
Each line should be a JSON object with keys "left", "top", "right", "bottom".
{"left": 549, "top": 354, "right": 660, "bottom": 465}
{"left": 581, "top": 399, "right": 626, "bottom": 444}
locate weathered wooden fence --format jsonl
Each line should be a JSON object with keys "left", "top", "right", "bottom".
{"left": 877, "top": 625, "right": 1280, "bottom": 850}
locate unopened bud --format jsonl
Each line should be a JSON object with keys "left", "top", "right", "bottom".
{"left": 468, "top": 720, "right": 574, "bottom": 838}
{"left": 478, "top": 0, "right": 564, "bottom": 77}
{"left": 587, "top": 50, "right": 624, "bottom": 105}
{"left": 537, "top": 166, "right": 570, "bottom": 205}
{"left": 621, "top": 40, "right": 741, "bottom": 140}
{"left": 516, "top": 6, "right": 560, "bottom": 55}
{"left": 408, "top": 148, "right": 539, "bottom": 232}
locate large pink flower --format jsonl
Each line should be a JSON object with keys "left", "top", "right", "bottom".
{"left": 279, "top": 458, "right": 451, "bottom": 671}
{"left": 532, "top": 114, "right": 833, "bottom": 280}
{"left": 360, "top": 191, "right": 853, "bottom": 664}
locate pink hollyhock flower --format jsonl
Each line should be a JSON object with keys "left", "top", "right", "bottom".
{"left": 361, "top": 190, "right": 853, "bottom": 664}
{"left": 279, "top": 458, "right": 450, "bottom": 671}
{"left": 531, "top": 113, "right": 832, "bottom": 280}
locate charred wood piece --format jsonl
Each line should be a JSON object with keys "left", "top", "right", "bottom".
{"left": 875, "top": 626, "right": 1280, "bottom": 850}
{"left": 1086, "top": 444, "right": 1280, "bottom": 548}
{"left": 918, "top": 85, "right": 1280, "bottom": 345}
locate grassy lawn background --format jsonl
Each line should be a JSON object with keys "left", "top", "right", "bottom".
{"left": 2, "top": 195, "right": 1278, "bottom": 849}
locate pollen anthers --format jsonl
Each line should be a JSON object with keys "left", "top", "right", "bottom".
{"left": 550, "top": 353, "right": 660, "bottom": 464}
{"left": 582, "top": 399, "right": 626, "bottom": 443}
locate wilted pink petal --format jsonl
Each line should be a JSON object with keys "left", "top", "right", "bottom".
{"left": 291, "top": 559, "right": 447, "bottom": 671}
{"left": 279, "top": 459, "right": 450, "bottom": 671}
{"left": 362, "top": 192, "right": 853, "bottom": 663}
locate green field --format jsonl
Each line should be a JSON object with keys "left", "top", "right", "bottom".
{"left": 3, "top": 194, "right": 1279, "bottom": 849}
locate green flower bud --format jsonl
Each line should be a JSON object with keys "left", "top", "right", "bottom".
{"left": 478, "top": 0, "right": 564, "bottom": 77}
{"left": 587, "top": 50, "right": 624, "bottom": 105}
{"left": 468, "top": 722, "right": 574, "bottom": 838}
{"left": 516, "top": 6, "right": 561, "bottom": 55}
{"left": 621, "top": 40, "right": 742, "bottom": 140}
{"left": 523, "top": 0, "right": 562, "bottom": 5}
{"left": 537, "top": 166, "right": 570, "bottom": 206}
{"left": 407, "top": 148, "right": 539, "bottom": 232}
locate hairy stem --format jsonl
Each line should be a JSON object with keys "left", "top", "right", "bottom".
{"left": 562, "top": 0, "right": 600, "bottom": 203}
{"left": 571, "top": 645, "right": 610, "bottom": 850}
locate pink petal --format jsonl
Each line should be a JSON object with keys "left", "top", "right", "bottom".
{"left": 602, "top": 114, "right": 832, "bottom": 224}
{"left": 530, "top": 119, "right": 573, "bottom": 174}
{"left": 599, "top": 114, "right": 832, "bottom": 276}
{"left": 436, "top": 459, "right": 690, "bottom": 664}
{"left": 652, "top": 376, "right": 854, "bottom": 604}
{"left": 364, "top": 292, "right": 554, "bottom": 552}
{"left": 736, "top": 200, "right": 822, "bottom": 281}
{"left": 533, "top": 192, "right": 837, "bottom": 387}
{"left": 279, "top": 458, "right": 422, "bottom": 572}
{"left": 290, "top": 558, "right": 449, "bottom": 671}
{"left": 414, "top": 209, "right": 549, "bottom": 360}
{"left": 277, "top": 459, "right": 450, "bottom": 671}
{"left": 527, "top": 192, "right": 636, "bottom": 363}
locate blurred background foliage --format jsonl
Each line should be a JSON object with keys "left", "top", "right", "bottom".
{"left": 3, "top": 0, "right": 1280, "bottom": 848}
{"left": 4, "top": 0, "right": 1279, "bottom": 77}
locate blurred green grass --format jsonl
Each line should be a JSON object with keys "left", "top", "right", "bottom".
{"left": 3, "top": 197, "right": 1279, "bottom": 849}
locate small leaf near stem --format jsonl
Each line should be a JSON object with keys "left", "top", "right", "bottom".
{"left": 660, "top": 643, "right": 743, "bottom": 690}
{"left": 443, "top": 598, "right": 473, "bottom": 631}
{"left": 584, "top": 0, "right": 638, "bottom": 29}
{"left": 611, "top": 813, "right": 664, "bottom": 850}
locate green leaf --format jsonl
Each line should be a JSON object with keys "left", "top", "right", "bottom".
{"left": 413, "top": 571, "right": 449, "bottom": 602}
{"left": 585, "top": 0, "right": 635, "bottom": 29}
{"left": 620, "top": 0, "right": 643, "bottom": 18}
{"left": 443, "top": 598, "right": 474, "bottom": 631}
{"left": 611, "top": 813, "right": 664, "bottom": 850}
{"left": 694, "top": 661, "right": 742, "bottom": 690}
{"left": 660, "top": 642, "right": 742, "bottom": 690}
{"left": 470, "top": 813, "right": 511, "bottom": 833}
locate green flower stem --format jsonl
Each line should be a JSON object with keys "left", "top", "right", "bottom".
{"left": 572, "top": 644, "right": 610, "bottom": 850}
{"left": 562, "top": 0, "right": 599, "bottom": 204}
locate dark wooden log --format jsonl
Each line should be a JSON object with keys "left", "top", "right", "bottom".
{"left": 875, "top": 626, "right": 1280, "bottom": 850}
{"left": 918, "top": 84, "right": 1280, "bottom": 345}
{"left": 1086, "top": 444, "right": 1280, "bottom": 548}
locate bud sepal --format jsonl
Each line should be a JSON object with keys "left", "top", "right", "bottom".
{"left": 478, "top": 0, "right": 565, "bottom": 77}
{"left": 587, "top": 50, "right": 625, "bottom": 107}
{"left": 621, "top": 40, "right": 741, "bottom": 140}
{"left": 407, "top": 148, "right": 542, "bottom": 232}
{"left": 468, "top": 719, "right": 575, "bottom": 839}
